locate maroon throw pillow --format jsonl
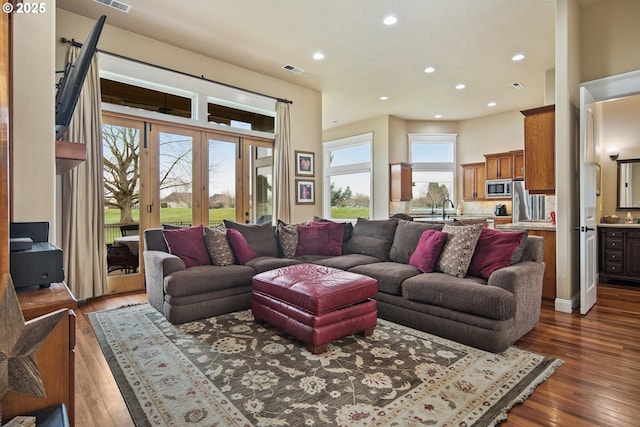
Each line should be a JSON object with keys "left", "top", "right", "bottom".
{"left": 296, "top": 225, "right": 330, "bottom": 256}
{"left": 409, "top": 229, "right": 449, "bottom": 273}
{"left": 227, "top": 228, "right": 258, "bottom": 264}
{"left": 468, "top": 228, "right": 526, "bottom": 279}
{"left": 162, "top": 224, "right": 211, "bottom": 268}
{"left": 311, "top": 221, "right": 346, "bottom": 255}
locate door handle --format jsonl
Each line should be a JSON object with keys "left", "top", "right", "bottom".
{"left": 574, "top": 226, "right": 595, "bottom": 232}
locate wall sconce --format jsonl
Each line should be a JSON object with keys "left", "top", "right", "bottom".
{"left": 607, "top": 147, "right": 619, "bottom": 161}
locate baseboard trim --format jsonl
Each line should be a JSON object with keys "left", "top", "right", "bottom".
{"left": 555, "top": 294, "right": 578, "bottom": 313}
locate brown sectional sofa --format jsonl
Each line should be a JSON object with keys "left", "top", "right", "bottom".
{"left": 143, "top": 218, "right": 545, "bottom": 353}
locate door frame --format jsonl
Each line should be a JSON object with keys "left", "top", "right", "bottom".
{"left": 579, "top": 69, "right": 640, "bottom": 313}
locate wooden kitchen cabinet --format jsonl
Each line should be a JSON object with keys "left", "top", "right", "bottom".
{"left": 461, "top": 162, "right": 486, "bottom": 201}
{"left": 521, "top": 105, "right": 555, "bottom": 194}
{"left": 485, "top": 152, "right": 513, "bottom": 180}
{"left": 511, "top": 150, "right": 525, "bottom": 180}
{"left": 390, "top": 162, "right": 412, "bottom": 201}
{"left": 2, "top": 282, "right": 77, "bottom": 426}
{"left": 528, "top": 229, "right": 556, "bottom": 299}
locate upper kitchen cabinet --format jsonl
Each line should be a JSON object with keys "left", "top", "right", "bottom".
{"left": 461, "top": 162, "right": 486, "bottom": 201}
{"left": 521, "top": 105, "right": 555, "bottom": 194}
{"left": 484, "top": 152, "right": 513, "bottom": 180}
{"left": 511, "top": 150, "right": 525, "bottom": 181}
{"left": 390, "top": 162, "right": 412, "bottom": 201}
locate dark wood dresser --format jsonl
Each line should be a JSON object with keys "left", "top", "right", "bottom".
{"left": 599, "top": 225, "right": 640, "bottom": 284}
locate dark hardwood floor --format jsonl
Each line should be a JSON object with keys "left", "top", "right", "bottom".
{"left": 74, "top": 283, "right": 640, "bottom": 427}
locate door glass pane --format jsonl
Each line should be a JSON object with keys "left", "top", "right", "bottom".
{"left": 103, "top": 123, "right": 140, "bottom": 276}
{"left": 159, "top": 132, "right": 193, "bottom": 228}
{"left": 329, "top": 172, "right": 370, "bottom": 219}
{"left": 208, "top": 139, "right": 237, "bottom": 226}
{"left": 251, "top": 146, "right": 272, "bottom": 224}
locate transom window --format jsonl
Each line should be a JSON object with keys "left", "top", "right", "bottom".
{"left": 409, "top": 134, "right": 457, "bottom": 213}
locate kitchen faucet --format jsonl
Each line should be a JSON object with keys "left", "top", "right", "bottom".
{"left": 442, "top": 198, "right": 454, "bottom": 220}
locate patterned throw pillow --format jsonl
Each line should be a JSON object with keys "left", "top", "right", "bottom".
{"left": 276, "top": 221, "right": 300, "bottom": 258}
{"left": 204, "top": 225, "right": 235, "bottom": 266}
{"left": 437, "top": 224, "right": 483, "bottom": 278}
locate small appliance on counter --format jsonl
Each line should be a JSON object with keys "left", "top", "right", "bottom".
{"left": 494, "top": 204, "right": 508, "bottom": 216}
{"left": 512, "top": 180, "right": 546, "bottom": 222}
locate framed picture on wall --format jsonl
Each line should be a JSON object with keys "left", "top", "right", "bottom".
{"left": 295, "top": 151, "right": 315, "bottom": 176}
{"left": 295, "top": 179, "right": 315, "bottom": 204}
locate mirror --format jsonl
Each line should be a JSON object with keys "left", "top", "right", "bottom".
{"left": 617, "top": 159, "right": 640, "bottom": 210}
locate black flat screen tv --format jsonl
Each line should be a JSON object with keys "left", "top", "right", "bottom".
{"left": 55, "top": 15, "right": 107, "bottom": 140}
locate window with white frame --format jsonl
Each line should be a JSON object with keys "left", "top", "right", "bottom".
{"left": 409, "top": 134, "right": 457, "bottom": 213}
{"left": 323, "top": 133, "right": 373, "bottom": 220}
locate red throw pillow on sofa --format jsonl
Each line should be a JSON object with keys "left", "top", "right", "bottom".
{"left": 409, "top": 229, "right": 449, "bottom": 273}
{"left": 311, "top": 221, "right": 345, "bottom": 255}
{"left": 227, "top": 228, "right": 258, "bottom": 264}
{"left": 467, "top": 228, "right": 525, "bottom": 279}
{"left": 296, "top": 225, "right": 330, "bottom": 256}
{"left": 162, "top": 224, "right": 211, "bottom": 267}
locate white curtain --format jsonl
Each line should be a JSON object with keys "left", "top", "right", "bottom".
{"left": 275, "top": 101, "right": 292, "bottom": 223}
{"left": 61, "top": 46, "right": 108, "bottom": 299}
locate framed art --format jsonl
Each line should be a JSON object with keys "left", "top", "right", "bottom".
{"left": 295, "top": 179, "right": 315, "bottom": 204}
{"left": 295, "top": 150, "right": 315, "bottom": 176}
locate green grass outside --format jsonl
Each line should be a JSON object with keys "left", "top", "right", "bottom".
{"left": 105, "top": 206, "right": 369, "bottom": 225}
{"left": 104, "top": 208, "right": 236, "bottom": 225}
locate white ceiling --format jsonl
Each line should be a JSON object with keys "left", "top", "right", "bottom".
{"left": 57, "top": 0, "right": 559, "bottom": 129}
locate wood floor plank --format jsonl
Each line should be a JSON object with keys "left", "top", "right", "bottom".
{"left": 74, "top": 285, "right": 640, "bottom": 427}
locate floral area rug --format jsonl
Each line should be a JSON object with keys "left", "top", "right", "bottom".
{"left": 89, "top": 303, "right": 562, "bottom": 427}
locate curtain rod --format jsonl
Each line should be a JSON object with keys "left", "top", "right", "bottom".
{"left": 60, "top": 37, "right": 293, "bottom": 105}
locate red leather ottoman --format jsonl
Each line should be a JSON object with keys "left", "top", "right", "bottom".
{"left": 251, "top": 263, "right": 378, "bottom": 354}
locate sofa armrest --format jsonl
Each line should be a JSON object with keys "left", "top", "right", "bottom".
{"left": 487, "top": 260, "right": 545, "bottom": 327}
{"left": 143, "top": 250, "right": 186, "bottom": 314}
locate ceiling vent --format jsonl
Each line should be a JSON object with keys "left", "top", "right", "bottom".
{"left": 511, "top": 82, "right": 525, "bottom": 89}
{"left": 283, "top": 64, "right": 304, "bottom": 74}
{"left": 94, "top": 0, "right": 132, "bottom": 13}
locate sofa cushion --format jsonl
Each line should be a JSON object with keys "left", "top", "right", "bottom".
{"left": 468, "top": 228, "right": 526, "bottom": 279}
{"left": 437, "top": 224, "right": 483, "bottom": 278}
{"left": 409, "top": 229, "right": 449, "bottom": 273}
{"left": 245, "top": 256, "right": 301, "bottom": 274}
{"left": 224, "top": 220, "right": 279, "bottom": 257}
{"left": 276, "top": 220, "right": 299, "bottom": 258}
{"left": 349, "top": 262, "right": 421, "bottom": 295}
{"left": 311, "top": 221, "right": 345, "bottom": 255}
{"left": 162, "top": 224, "right": 211, "bottom": 267}
{"left": 164, "top": 264, "right": 255, "bottom": 297}
{"left": 204, "top": 225, "right": 235, "bottom": 266}
{"left": 401, "top": 273, "right": 516, "bottom": 320}
{"left": 344, "top": 218, "right": 398, "bottom": 261}
{"left": 311, "top": 253, "right": 382, "bottom": 271}
{"left": 227, "top": 228, "right": 258, "bottom": 264}
{"left": 389, "top": 220, "right": 445, "bottom": 264}
{"left": 313, "top": 216, "right": 353, "bottom": 243}
{"left": 296, "top": 225, "right": 329, "bottom": 256}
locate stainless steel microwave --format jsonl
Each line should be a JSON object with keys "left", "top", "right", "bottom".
{"left": 486, "top": 179, "right": 512, "bottom": 198}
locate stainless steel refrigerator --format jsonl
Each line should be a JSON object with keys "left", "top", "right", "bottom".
{"left": 512, "top": 180, "right": 545, "bottom": 222}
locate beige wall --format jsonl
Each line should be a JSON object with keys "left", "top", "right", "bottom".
{"left": 581, "top": 0, "right": 640, "bottom": 82}
{"left": 12, "top": 0, "right": 57, "bottom": 239}
{"left": 600, "top": 95, "right": 640, "bottom": 215}
{"left": 54, "top": 10, "right": 323, "bottom": 225}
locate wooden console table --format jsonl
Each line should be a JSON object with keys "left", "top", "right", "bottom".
{"left": 1, "top": 283, "right": 77, "bottom": 427}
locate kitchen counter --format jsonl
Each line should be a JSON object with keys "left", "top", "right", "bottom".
{"left": 413, "top": 214, "right": 511, "bottom": 223}
{"left": 598, "top": 223, "right": 640, "bottom": 228}
{"left": 497, "top": 221, "right": 556, "bottom": 231}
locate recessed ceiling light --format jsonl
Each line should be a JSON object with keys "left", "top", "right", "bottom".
{"left": 512, "top": 53, "right": 525, "bottom": 61}
{"left": 488, "top": 102, "right": 497, "bottom": 107}
{"left": 435, "top": 114, "right": 443, "bottom": 119}
{"left": 383, "top": 16, "right": 397, "bottom": 25}
{"left": 455, "top": 83, "right": 466, "bottom": 90}
{"left": 380, "top": 96, "right": 388, "bottom": 101}
{"left": 313, "top": 52, "right": 325, "bottom": 60}
{"left": 424, "top": 66, "right": 435, "bottom": 73}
